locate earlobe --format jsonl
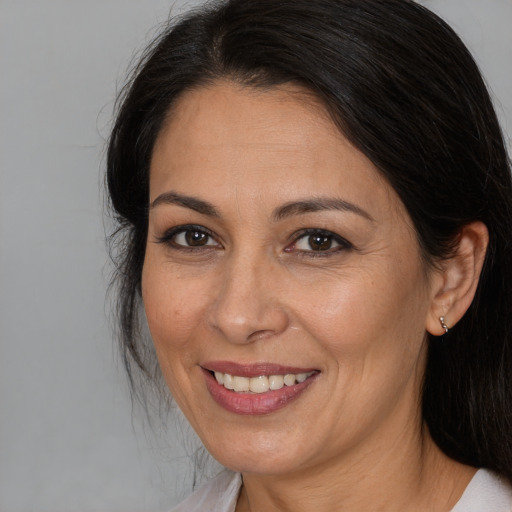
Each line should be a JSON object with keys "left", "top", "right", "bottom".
{"left": 425, "top": 221, "right": 489, "bottom": 336}
{"left": 439, "top": 316, "right": 449, "bottom": 334}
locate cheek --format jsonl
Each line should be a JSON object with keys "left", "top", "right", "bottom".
{"left": 141, "top": 257, "right": 214, "bottom": 417}
{"left": 141, "top": 258, "right": 211, "bottom": 359}
{"left": 292, "top": 260, "right": 429, "bottom": 363}
{"left": 291, "top": 263, "right": 430, "bottom": 435}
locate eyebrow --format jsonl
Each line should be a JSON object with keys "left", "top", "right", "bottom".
{"left": 150, "top": 191, "right": 373, "bottom": 223}
{"left": 150, "top": 191, "right": 220, "bottom": 217}
{"left": 272, "top": 198, "right": 374, "bottom": 222}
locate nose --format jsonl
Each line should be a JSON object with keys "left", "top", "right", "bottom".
{"left": 208, "top": 251, "right": 290, "bottom": 344}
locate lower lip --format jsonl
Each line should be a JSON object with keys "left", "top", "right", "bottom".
{"left": 202, "top": 369, "right": 318, "bottom": 415}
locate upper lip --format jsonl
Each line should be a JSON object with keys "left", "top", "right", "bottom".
{"left": 201, "top": 361, "right": 319, "bottom": 378}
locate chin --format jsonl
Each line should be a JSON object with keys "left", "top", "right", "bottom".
{"left": 202, "top": 428, "right": 319, "bottom": 476}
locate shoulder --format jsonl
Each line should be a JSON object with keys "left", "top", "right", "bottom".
{"left": 170, "top": 470, "right": 242, "bottom": 512}
{"left": 451, "top": 469, "right": 512, "bottom": 512}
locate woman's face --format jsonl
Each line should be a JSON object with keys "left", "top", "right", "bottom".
{"left": 143, "top": 82, "right": 437, "bottom": 475}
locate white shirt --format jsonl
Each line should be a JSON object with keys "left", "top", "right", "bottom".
{"left": 451, "top": 469, "right": 512, "bottom": 512}
{"left": 171, "top": 468, "right": 512, "bottom": 512}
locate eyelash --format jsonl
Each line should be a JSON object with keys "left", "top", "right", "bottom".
{"left": 287, "top": 228, "right": 352, "bottom": 257}
{"left": 156, "top": 224, "right": 220, "bottom": 252}
{"left": 156, "top": 225, "right": 352, "bottom": 256}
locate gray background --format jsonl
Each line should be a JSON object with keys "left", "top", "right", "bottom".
{"left": 0, "top": 1, "right": 510, "bottom": 511}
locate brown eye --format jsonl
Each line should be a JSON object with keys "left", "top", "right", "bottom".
{"left": 308, "top": 234, "right": 333, "bottom": 251}
{"left": 157, "top": 225, "right": 220, "bottom": 249}
{"left": 296, "top": 233, "right": 338, "bottom": 251}
{"left": 185, "top": 229, "right": 209, "bottom": 246}
{"left": 290, "top": 229, "right": 352, "bottom": 255}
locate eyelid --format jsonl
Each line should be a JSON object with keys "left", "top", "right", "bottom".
{"left": 287, "top": 228, "right": 353, "bottom": 255}
{"left": 155, "top": 225, "right": 351, "bottom": 255}
{"left": 155, "top": 224, "right": 221, "bottom": 249}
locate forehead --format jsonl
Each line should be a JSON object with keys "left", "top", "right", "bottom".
{"left": 149, "top": 81, "right": 400, "bottom": 219}
{"left": 159, "top": 81, "right": 331, "bottom": 143}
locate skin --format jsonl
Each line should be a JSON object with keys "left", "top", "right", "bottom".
{"left": 142, "top": 82, "right": 487, "bottom": 511}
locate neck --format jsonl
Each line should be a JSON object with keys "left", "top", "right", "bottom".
{"left": 236, "top": 424, "right": 476, "bottom": 512}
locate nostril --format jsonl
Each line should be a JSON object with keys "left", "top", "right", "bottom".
{"left": 208, "top": 286, "right": 290, "bottom": 345}
{"left": 247, "top": 329, "right": 276, "bottom": 342}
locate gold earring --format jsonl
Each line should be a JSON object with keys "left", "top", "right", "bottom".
{"left": 439, "top": 316, "right": 449, "bottom": 334}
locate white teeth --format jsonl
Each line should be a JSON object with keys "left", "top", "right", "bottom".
{"left": 249, "top": 375, "right": 270, "bottom": 393}
{"left": 213, "top": 371, "right": 314, "bottom": 393}
{"left": 233, "top": 376, "right": 250, "bottom": 392}
{"left": 283, "top": 374, "right": 296, "bottom": 386}
{"left": 223, "top": 373, "right": 234, "bottom": 390}
{"left": 269, "top": 374, "right": 284, "bottom": 390}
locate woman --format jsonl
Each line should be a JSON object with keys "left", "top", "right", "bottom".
{"left": 107, "top": 0, "right": 512, "bottom": 510}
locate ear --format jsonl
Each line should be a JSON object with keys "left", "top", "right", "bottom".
{"left": 425, "top": 221, "right": 489, "bottom": 336}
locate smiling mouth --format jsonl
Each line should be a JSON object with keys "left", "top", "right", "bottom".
{"left": 202, "top": 363, "right": 320, "bottom": 414}
{"left": 211, "top": 371, "right": 316, "bottom": 393}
